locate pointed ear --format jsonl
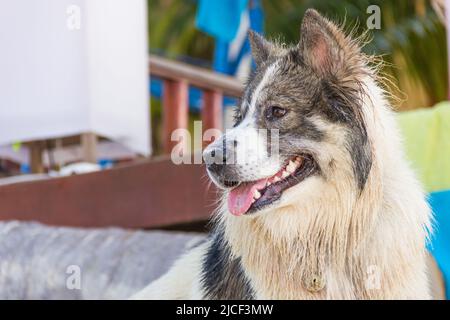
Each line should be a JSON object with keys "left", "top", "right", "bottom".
{"left": 248, "top": 30, "right": 275, "bottom": 66}
{"left": 299, "top": 9, "right": 361, "bottom": 78}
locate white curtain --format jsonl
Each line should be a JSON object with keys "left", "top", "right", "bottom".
{"left": 0, "top": 0, "right": 151, "bottom": 156}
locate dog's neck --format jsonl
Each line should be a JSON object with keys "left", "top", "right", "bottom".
{"left": 219, "top": 171, "right": 383, "bottom": 299}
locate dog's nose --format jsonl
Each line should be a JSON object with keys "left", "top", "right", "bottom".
{"left": 203, "top": 146, "right": 226, "bottom": 176}
{"left": 204, "top": 137, "right": 235, "bottom": 159}
{"left": 206, "top": 162, "right": 225, "bottom": 176}
{"left": 203, "top": 138, "right": 238, "bottom": 174}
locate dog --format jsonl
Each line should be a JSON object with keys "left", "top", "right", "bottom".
{"left": 132, "top": 9, "right": 432, "bottom": 299}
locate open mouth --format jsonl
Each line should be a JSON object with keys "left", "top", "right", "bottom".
{"left": 227, "top": 154, "right": 318, "bottom": 216}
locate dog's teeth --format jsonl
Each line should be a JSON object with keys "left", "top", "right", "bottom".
{"left": 287, "top": 161, "right": 296, "bottom": 173}
{"left": 273, "top": 176, "right": 281, "bottom": 182}
{"left": 282, "top": 170, "right": 289, "bottom": 178}
{"left": 254, "top": 190, "right": 261, "bottom": 199}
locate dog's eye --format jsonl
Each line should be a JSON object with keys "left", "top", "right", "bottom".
{"left": 266, "top": 106, "right": 287, "bottom": 120}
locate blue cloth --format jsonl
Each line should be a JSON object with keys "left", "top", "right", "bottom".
{"left": 196, "top": 0, "right": 263, "bottom": 110}
{"left": 207, "top": 0, "right": 264, "bottom": 76}
{"left": 150, "top": 0, "right": 264, "bottom": 111}
{"left": 428, "top": 189, "right": 450, "bottom": 299}
{"left": 196, "top": 0, "right": 249, "bottom": 42}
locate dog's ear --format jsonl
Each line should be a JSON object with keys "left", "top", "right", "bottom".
{"left": 299, "top": 9, "right": 362, "bottom": 78}
{"left": 248, "top": 30, "right": 275, "bottom": 66}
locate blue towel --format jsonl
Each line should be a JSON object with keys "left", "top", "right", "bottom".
{"left": 428, "top": 189, "right": 450, "bottom": 298}
{"left": 195, "top": 0, "right": 263, "bottom": 111}
{"left": 196, "top": 0, "right": 263, "bottom": 76}
{"left": 196, "top": 0, "right": 249, "bottom": 42}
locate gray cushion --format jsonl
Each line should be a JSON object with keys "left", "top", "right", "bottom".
{"left": 0, "top": 221, "right": 205, "bottom": 299}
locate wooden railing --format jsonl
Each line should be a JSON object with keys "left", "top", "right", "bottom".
{"left": 0, "top": 56, "right": 245, "bottom": 229}
{"left": 0, "top": 157, "right": 217, "bottom": 228}
{"left": 149, "top": 54, "right": 244, "bottom": 153}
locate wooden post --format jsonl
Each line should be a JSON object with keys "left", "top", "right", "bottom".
{"left": 29, "top": 141, "right": 44, "bottom": 174}
{"left": 162, "top": 79, "right": 189, "bottom": 154}
{"left": 202, "top": 89, "right": 223, "bottom": 148}
{"left": 81, "top": 132, "right": 97, "bottom": 163}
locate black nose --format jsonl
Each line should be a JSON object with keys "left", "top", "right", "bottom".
{"left": 207, "top": 162, "right": 224, "bottom": 176}
{"left": 204, "top": 147, "right": 226, "bottom": 176}
{"left": 203, "top": 138, "right": 238, "bottom": 177}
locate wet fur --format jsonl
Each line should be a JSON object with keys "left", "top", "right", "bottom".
{"left": 132, "top": 9, "right": 431, "bottom": 300}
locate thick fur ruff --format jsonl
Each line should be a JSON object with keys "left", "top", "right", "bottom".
{"left": 132, "top": 10, "right": 431, "bottom": 300}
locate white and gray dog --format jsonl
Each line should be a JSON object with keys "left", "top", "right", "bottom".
{"left": 133, "top": 9, "right": 431, "bottom": 299}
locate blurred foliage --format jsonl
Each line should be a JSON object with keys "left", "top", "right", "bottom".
{"left": 262, "top": 0, "right": 447, "bottom": 109}
{"left": 147, "top": 0, "right": 213, "bottom": 64}
{"left": 148, "top": 0, "right": 448, "bottom": 110}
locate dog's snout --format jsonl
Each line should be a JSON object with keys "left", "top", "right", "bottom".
{"left": 203, "top": 137, "right": 239, "bottom": 184}
{"left": 204, "top": 146, "right": 224, "bottom": 164}
{"left": 203, "top": 138, "right": 237, "bottom": 165}
{"left": 204, "top": 149, "right": 228, "bottom": 186}
{"left": 206, "top": 162, "right": 225, "bottom": 178}
{"left": 203, "top": 145, "right": 226, "bottom": 176}
{"left": 208, "top": 148, "right": 217, "bottom": 159}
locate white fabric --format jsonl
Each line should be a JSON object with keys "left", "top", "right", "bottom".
{"left": 0, "top": 141, "right": 138, "bottom": 167}
{"left": 0, "top": 0, "right": 150, "bottom": 155}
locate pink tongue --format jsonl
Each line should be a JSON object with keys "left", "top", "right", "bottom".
{"left": 228, "top": 178, "right": 269, "bottom": 216}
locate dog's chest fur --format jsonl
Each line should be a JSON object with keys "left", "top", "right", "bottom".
{"left": 200, "top": 192, "right": 430, "bottom": 300}
{"left": 200, "top": 228, "right": 367, "bottom": 299}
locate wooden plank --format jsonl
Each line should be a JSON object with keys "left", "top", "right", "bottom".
{"left": 163, "top": 79, "right": 189, "bottom": 154}
{"left": 81, "top": 132, "right": 97, "bottom": 163}
{"left": 202, "top": 90, "right": 223, "bottom": 148}
{"left": 150, "top": 55, "right": 243, "bottom": 97}
{"left": 29, "top": 141, "right": 44, "bottom": 173}
{"left": 0, "top": 157, "right": 218, "bottom": 228}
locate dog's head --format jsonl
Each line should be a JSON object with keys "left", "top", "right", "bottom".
{"left": 204, "top": 9, "right": 373, "bottom": 217}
